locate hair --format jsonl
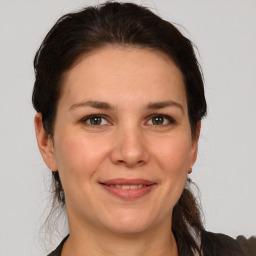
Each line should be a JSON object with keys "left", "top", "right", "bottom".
{"left": 33, "top": 1, "right": 207, "bottom": 255}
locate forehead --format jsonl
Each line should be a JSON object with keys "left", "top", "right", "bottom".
{"left": 60, "top": 46, "right": 187, "bottom": 109}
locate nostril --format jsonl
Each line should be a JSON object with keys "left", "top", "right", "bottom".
{"left": 109, "top": 139, "right": 150, "bottom": 167}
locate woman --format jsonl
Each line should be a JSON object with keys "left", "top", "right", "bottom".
{"left": 32, "top": 2, "right": 255, "bottom": 256}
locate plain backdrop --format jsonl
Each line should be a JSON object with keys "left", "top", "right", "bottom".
{"left": 0, "top": 0, "right": 255, "bottom": 255}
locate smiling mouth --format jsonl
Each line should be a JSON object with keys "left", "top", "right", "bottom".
{"left": 104, "top": 184, "right": 148, "bottom": 189}
{"left": 99, "top": 180, "right": 156, "bottom": 200}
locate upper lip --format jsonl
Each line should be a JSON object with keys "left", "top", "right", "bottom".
{"left": 100, "top": 178, "right": 156, "bottom": 186}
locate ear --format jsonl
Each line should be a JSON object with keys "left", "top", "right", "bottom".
{"left": 34, "top": 113, "right": 57, "bottom": 171}
{"left": 189, "top": 121, "right": 201, "bottom": 167}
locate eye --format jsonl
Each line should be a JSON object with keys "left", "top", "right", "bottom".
{"left": 81, "top": 115, "right": 110, "bottom": 126}
{"left": 147, "top": 114, "right": 175, "bottom": 126}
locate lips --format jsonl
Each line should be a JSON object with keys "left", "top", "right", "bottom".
{"left": 99, "top": 178, "right": 156, "bottom": 200}
{"left": 108, "top": 184, "right": 144, "bottom": 189}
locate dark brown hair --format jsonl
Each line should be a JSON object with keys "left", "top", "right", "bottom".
{"left": 33, "top": 2, "right": 207, "bottom": 254}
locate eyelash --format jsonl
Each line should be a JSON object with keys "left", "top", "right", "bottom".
{"left": 80, "top": 114, "right": 110, "bottom": 126}
{"left": 80, "top": 114, "right": 176, "bottom": 127}
{"left": 147, "top": 114, "right": 176, "bottom": 126}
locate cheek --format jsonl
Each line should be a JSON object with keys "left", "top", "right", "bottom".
{"left": 147, "top": 134, "right": 192, "bottom": 219}
{"left": 152, "top": 133, "right": 192, "bottom": 197}
{"left": 151, "top": 134, "right": 193, "bottom": 174}
{"left": 54, "top": 132, "right": 109, "bottom": 179}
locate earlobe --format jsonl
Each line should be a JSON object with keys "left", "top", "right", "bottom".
{"left": 34, "top": 113, "right": 57, "bottom": 171}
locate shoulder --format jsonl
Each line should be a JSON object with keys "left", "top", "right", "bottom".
{"left": 236, "top": 235, "right": 256, "bottom": 256}
{"left": 201, "top": 230, "right": 256, "bottom": 256}
{"left": 47, "top": 235, "right": 69, "bottom": 256}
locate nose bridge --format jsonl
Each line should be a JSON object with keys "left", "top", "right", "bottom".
{"left": 110, "top": 121, "right": 149, "bottom": 167}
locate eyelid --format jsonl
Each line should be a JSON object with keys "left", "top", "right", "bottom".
{"left": 79, "top": 113, "right": 176, "bottom": 127}
{"left": 80, "top": 114, "right": 111, "bottom": 125}
{"left": 146, "top": 114, "right": 176, "bottom": 126}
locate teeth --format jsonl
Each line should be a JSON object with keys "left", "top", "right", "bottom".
{"left": 110, "top": 184, "right": 143, "bottom": 189}
{"left": 130, "top": 185, "right": 143, "bottom": 189}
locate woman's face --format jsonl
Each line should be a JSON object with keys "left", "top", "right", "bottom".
{"left": 36, "top": 46, "right": 199, "bottom": 235}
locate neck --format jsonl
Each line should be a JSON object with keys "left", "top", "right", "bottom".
{"left": 62, "top": 217, "right": 178, "bottom": 256}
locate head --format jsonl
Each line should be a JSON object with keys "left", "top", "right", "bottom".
{"left": 33, "top": 2, "right": 206, "bottom": 254}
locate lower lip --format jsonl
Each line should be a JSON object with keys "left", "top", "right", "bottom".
{"left": 101, "top": 184, "right": 155, "bottom": 200}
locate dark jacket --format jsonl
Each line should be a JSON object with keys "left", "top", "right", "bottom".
{"left": 47, "top": 231, "right": 256, "bottom": 256}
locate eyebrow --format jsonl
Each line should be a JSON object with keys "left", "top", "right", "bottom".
{"left": 69, "top": 100, "right": 184, "bottom": 113}
{"left": 147, "top": 100, "right": 184, "bottom": 113}
{"left": 69, "top": 100, "right": 113, "bottom": 110}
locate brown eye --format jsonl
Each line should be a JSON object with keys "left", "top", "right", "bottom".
{"left": 147, "top": 114, "right": 175, "bottom": 126}
{"left": 89, "top": 116, "right": 102, "bottom": 125}
{"left": 82, "top": 115, "right": 109, "bottom": 126}
{"left": 152, "top": 116, "right": 164, "bottom": 125}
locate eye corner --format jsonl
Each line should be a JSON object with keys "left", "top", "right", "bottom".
{"left": 146, "top": 114, "right": 176, "bottom": 127}
{"left": 80, "top": 114, "right": 112, "bottom": 126}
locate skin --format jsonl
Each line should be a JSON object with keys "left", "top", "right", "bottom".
{"left": 35, "top": 46, "right": 200, "bottom": 256}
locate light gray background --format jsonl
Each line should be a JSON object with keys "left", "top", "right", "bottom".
{"left": 0, "top": 0, "right": 255, "bottom": 255}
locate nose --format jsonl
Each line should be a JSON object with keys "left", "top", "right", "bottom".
{"left": 110, "top": 126, "right": 150, "bottom": 168}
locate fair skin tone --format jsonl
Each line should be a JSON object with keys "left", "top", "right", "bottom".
{"left": 35, "top": 46, "right": 200, "bottom": 256}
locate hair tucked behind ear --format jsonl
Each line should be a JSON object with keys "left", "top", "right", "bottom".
{"left": 52, "top": 171, "right": 65, "bottom": 204}
{"left": 173, "top": 178, "right": 204, "bottom": 254}
{"left": 33, "top": 2, "right": 207, "bottom": 254}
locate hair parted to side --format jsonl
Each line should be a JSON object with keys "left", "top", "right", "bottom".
{"left": 33, "top": 1, "right": 207, "bottom": 255}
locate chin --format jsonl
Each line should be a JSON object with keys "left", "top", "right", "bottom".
{"left": 107, "top": 222, "right": 151, "bottom": 235}
{"left": 101, "top": 208, "right": 158, "bottom": 235}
